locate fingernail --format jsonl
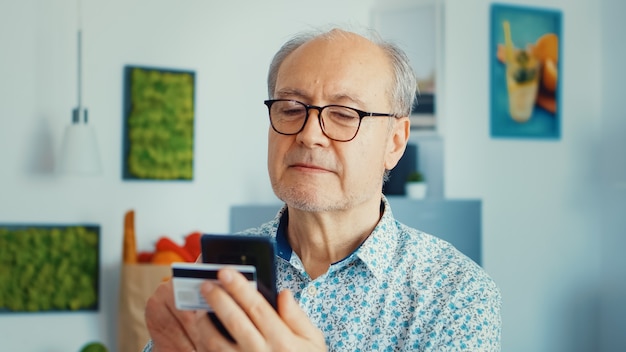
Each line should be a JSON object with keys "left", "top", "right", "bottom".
{"left": 219, "top": 268, "right": 233, "bottom": 283}
{"left": 201, "top": 281, "right": 215, "bottom": 294}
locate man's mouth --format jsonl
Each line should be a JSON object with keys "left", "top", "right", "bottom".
{"left": 290, "top": 162, "right": 331, "bottom": 173}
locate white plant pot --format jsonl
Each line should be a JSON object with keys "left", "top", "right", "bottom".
{"left": 405, "top": 182, "right": 427, "bottom": 199}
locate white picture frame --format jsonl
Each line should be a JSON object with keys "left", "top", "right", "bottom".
{"left": 371, "top": 0, "right": 443, "bottom": 131}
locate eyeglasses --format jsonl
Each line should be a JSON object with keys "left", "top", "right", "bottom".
{"left": 264, "top": 99, "right": 396, "bottom": 142}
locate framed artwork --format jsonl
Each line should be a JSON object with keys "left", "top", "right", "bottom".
{"left": 0, "top": 224, "right": 100, "bottom": 313}
{"left": 372, "top": 0, "right": 441, "bottom": 130}
{"left": 490, "top": 4, "right": 562, "bottom": 139}
{"left": 123, "top": 65, "right": 196, "bottom": 180}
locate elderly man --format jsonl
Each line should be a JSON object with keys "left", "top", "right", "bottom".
{"left": 143, "top": 28, "right": 501, "bottom": 351}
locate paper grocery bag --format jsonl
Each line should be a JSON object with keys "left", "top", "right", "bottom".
{"left": 118, "top": 263, "right": 171, "bottom": 352}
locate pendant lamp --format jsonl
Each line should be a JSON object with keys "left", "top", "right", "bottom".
{"left": 60, "top": 0, "right": 101, "bottom": 175}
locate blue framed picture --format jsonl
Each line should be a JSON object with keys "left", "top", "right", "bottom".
{"left": 490, "top": 4, "right": 562, "bottom": 139}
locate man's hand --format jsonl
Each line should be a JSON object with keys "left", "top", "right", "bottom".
{"left": 144, "top": 279, "right": 203, "bottom": 352}
{"left": 196, "top": 268, "right": 327, "bottom": 351}
{"left": 144, "top": 268, "right": 326, "bottom": 352}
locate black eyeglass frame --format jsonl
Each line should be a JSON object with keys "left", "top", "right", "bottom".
{"left": 263, "top": 99, "right": 396, "bottom": 142}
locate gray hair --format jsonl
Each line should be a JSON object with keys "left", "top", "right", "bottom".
{"left": 267, "top": 28, "right": 417, "bottom": 117}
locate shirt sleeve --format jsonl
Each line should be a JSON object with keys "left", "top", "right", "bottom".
{"left": 423, "top": 271, "right": 502, "bottom": 351}
{"left": 142, "top": 339, "right": 153, "bottom": 352}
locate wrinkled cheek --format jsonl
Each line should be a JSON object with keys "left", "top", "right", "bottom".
{"left": 268, "top": 163, "right": 290, "bottom": 198}
{"left": 267, "top": 165, "right": 281, "bottom": 191}
{"left": 267, "top": 140, "right": 280, "bottom": 179}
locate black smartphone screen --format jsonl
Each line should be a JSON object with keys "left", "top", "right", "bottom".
{"left": 201, "top": 234, "right": 277, "bottom": 341}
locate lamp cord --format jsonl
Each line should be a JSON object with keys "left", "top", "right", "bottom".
{"left": 76, "top": 0, "right": 86, "bottom": 123}
{"left": 77, "top": 0, "right": 82, "bottom": 113}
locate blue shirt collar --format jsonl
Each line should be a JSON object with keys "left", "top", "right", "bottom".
{"left": 275, "top": 208, "right": 292, "bottom": 261}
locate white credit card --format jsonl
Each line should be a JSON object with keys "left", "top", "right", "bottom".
{"left": 171, "top": 262, "right": 257, "bottom": 311}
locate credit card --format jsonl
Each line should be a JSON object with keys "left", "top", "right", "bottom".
{"left": 171, "top": 262, "right": 257, "bottom": 311}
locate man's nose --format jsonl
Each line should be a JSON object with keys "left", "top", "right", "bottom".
{"left": 303, "top": 107, "right": 324, "bottom": 131}
{"left": 296, "top": 108, "right": 330, "bottom": 145}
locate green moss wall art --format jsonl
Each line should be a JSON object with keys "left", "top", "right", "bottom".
{"left": 123, "top": 66, "right": 195, "bottom": 180}
{"left": 0, "top": 225, "right": 99, "bottom": 313}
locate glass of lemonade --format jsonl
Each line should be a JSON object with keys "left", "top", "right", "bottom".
{"left": 505, "top": 49, "right": 540, "bottom": 123}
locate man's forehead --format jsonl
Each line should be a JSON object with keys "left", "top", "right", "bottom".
{"left": 274, "top": 32, "right": 392, "bottom": 106}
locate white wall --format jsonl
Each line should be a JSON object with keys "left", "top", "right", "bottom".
{"left": 1, "top": 0, "right": 622, "bottom": 351}
{"left": 443, "top": 0, "right": 606, "bottom": 351}
{"left": 599, "top": 0, "right": 626, "bottom": 350}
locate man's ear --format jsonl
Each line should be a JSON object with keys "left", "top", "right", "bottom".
{"left": 384, "top": 116, "right": 410, "bottom": 170}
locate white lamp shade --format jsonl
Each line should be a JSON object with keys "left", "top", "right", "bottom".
{"left": 60, "top": 123, "right": 102, "bottom": 175}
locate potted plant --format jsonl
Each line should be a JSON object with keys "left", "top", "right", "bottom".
{"left": 405, "top": 171, "right": 427, "bottom": 199}
{"left": 79, "top": 341, "right": 108, "bottom": 352}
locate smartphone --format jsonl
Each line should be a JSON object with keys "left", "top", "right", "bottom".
{"left": 201, "top": 234, "right": 277, "bottom": 341}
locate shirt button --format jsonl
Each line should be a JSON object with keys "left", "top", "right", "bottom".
{"left": 307, "top": 286, "right": 317, "bottom": 296}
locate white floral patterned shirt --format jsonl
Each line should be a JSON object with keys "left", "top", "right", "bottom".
{"left": 143, "top": 197, "right": 501, "bottom": 351}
